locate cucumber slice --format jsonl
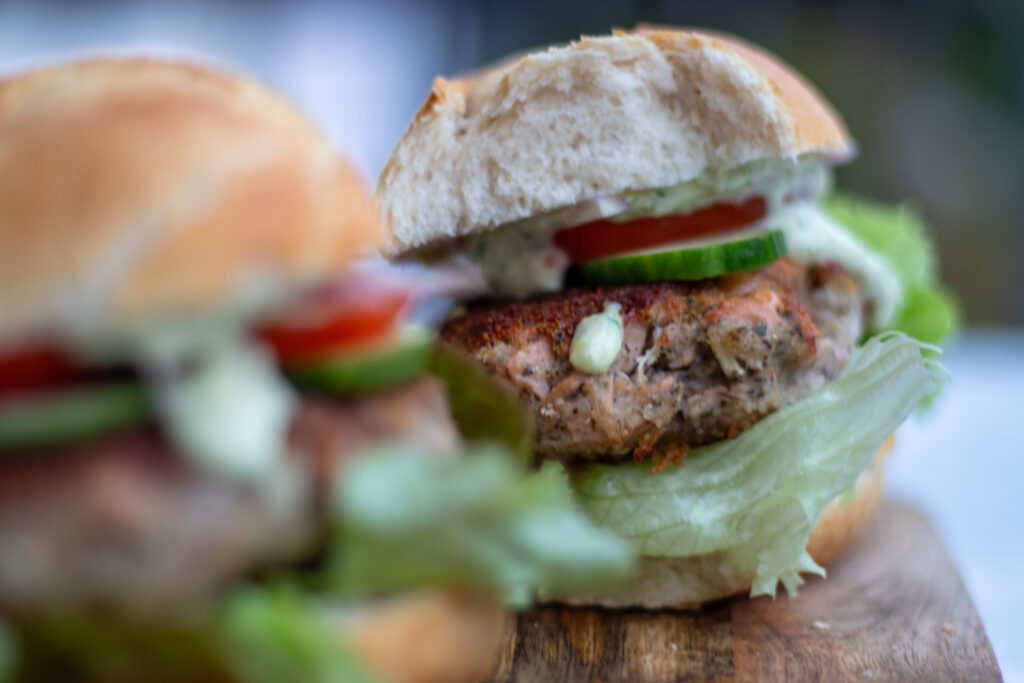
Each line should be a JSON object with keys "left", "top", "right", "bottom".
{"left": 285, "top": 326, "right": 435, "bottom": 395}
{"left": 575, "top": 229, "right": 787, "bottom": 284}
{"left": 0, "top": 383, "right": 149, "bottom": 451}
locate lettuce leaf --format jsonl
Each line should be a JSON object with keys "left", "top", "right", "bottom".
{"left": 327, "top": 443, "right": 634, "bottom": 606}
{"left": 825, "top": 193, "right": 959, "bottom": 344}
{"left": 426, "top": 343, "right": 534, "bottom": 462}
{"left": 217, "top": 585, "right": 378, "bottom": 683}
{"left": 6, "top": 590, "right": 373, "bottom": 683}
{"left": 215, "top": 443, "right": 633, "bottom": 679}
{"left": 572, "top": 333, "right": 941, "bottom": 597}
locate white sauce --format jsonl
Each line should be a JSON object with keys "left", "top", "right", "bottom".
{"left": 464, "top": 225, "right": 569, "bottom": 299}
{"left": 454, "top": 155, "right": 906, "bottom": 331}
{"left": 570, "top": 303, "right": 624, "bottom": 374}
{"left": 461, "top": 156, "right": 830, "bottom": 298}
{"left": 139, "top": 330, "right": 296, "bottom": 480}
{"left": 773, "top": 203, "right": 902, "bottom": 329}
{"left": 614, "top": 156, "right": 829, "bottom": 221}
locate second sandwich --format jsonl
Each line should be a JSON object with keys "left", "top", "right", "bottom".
{"left": 0, "top": 57, "right": 630, "bottom": 681}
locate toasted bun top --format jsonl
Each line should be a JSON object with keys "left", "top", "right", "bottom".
{"left": 0, "top": 58, "right": 379, "bottom": 344}
{"left": 377, "top": 27, "right": 853, "bottom": 255}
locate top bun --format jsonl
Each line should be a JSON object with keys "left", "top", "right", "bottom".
{"left": 0, "top": 58, "right": 378, "bottom": 344}
{"left": 377, "top": 27, "right": 853, "bottom": 256}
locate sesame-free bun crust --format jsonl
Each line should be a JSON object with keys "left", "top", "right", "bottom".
{"left": 343, "top": 590, "right": 508, "bottom": 683}
{"left": 377, "top": 27, "right": 853, "bottom": 255}
{"left": 0, "top": 58, "right": 378, "bottom": 344}
{"left": 557, "top": 437, "right": 890, "bottom": 610}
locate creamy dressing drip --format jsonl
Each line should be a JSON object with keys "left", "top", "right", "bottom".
{"left": 138, "top": 329, "right": 296, "bottom": 481}
{"left": 453, "top": 156, "right": 903, "bottom": 330}
{"left": 460, "top": 157, "right": 830, "bottom": 297}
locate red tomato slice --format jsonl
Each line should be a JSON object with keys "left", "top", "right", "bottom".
{"left": 553, "top": 196, "right": 767, "bottom": 264}
{"left": 258, "top": 284, "right": 412, "bottom": 364}
{"left": 0, "top": 345, "right": 82, "bottom": 395}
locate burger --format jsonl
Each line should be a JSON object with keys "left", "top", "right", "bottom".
{"left": 376, "top": 27, "right": 955, "bottom": 607}
{"left": 0, "top": 58, "right": 630, "bottom": 680}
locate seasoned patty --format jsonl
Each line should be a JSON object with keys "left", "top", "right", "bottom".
{"left": 0, "top": 376, "right": 458, "bottom": 617}
{"left": 442, "top": 259, "right": 862, "bottom": 462}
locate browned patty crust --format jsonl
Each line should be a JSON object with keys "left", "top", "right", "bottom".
{"left": 0, "top": 376, "right": 459, "bottom": 617}
{"left": 441, "top": 259, "right": 863, "bottom": 463}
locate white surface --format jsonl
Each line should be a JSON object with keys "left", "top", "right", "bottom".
{"left": 886, "top": 329, "right": 1024, "bottom": 680}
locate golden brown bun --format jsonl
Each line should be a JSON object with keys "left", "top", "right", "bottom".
{"left": 377, "top": 26, "right": 853, "bottom": 255}
{"left": 0, "top": 58, "right": 379, "bottom": 344}
{"left": 556, "top": 437, "right": 890, "bottom": 609}
{"left": 342, "top": 591, "right": 509, "bottom": 683}
{"left": 804, "top": 435, "right": 889, "bottom": 566}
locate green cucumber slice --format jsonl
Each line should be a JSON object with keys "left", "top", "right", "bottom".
{"left": 285, "top": 325, "right": 435, "bottom": 395}
{"left": 575, "top": 229, "right": 787, "bottom": 284}
{"left": 0, "top": 383, "right": 149, "bottom": 451}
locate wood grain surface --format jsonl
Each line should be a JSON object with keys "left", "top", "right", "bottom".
{"left": 491, "top": 500, "right": 1001, "bottom": 682}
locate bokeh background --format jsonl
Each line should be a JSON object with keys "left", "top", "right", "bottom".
{"left": 1, "top": 0, "right": 1021, "bottom": 676}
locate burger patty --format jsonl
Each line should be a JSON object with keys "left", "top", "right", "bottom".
{"left": 0, "top": 376, "right": 458, "bottom": 617}
{"left": 442, "top": 259, "right": 862, "bottom": 462}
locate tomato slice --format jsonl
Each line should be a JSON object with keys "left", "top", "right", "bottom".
{"left": 0, "top": 345, "right": 82, "bottom": 395}
{"left": 258, "top": 283, "right": 412, "bottom": 365}
{"left": 553, "top": 196, "right": 767, "bottom": 264}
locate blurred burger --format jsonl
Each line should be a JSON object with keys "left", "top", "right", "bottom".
{"left": 0, "top": 58, "right": 630, "bottom": 681}
{"left": 376, "top": 27, "right": 955, "bottom": 607}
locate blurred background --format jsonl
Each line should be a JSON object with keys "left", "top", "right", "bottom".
{"left": 0, "top": 0, "right": 1021, "bottom": 676}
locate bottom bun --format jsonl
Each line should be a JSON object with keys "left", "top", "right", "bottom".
{"left": 341, "top": 590, "right": 509, "bottom": 683}
{"left": 804, "top": 435, "right": 890, "bottom": 567}
{"left": 557, "top": 437, "right": 892, "bottom": 609}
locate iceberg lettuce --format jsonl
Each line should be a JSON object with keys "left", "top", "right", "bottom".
{"left": 328, "top": 443, "right": 634, "bottom": 606}
{"left": 571, "top": 333, "right": 941, "bottom": 597}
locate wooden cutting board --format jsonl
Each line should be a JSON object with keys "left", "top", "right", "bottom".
{"left": 491, "top": 500, "right": 1001, "bottom": 682}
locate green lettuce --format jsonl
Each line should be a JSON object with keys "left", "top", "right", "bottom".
{"left": 825, "top": 193, "right": 959, "bottom": 344}
{"left": 217, "top": 585, "right": 378, "bottom": 683}
{"left": 4, "top": 589, "right": 377, "bottom": 683}
{"left": 214, "top": 441, "right": 633, "bottom": 680}
{"left": 327, "top": 443, "right": 634, "bottom": 607}
{"left": 572, "top": 333, "right": 941, "bottom": 597}
{"left": 426, "top": 344, "right": 534, "bottom": 462}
